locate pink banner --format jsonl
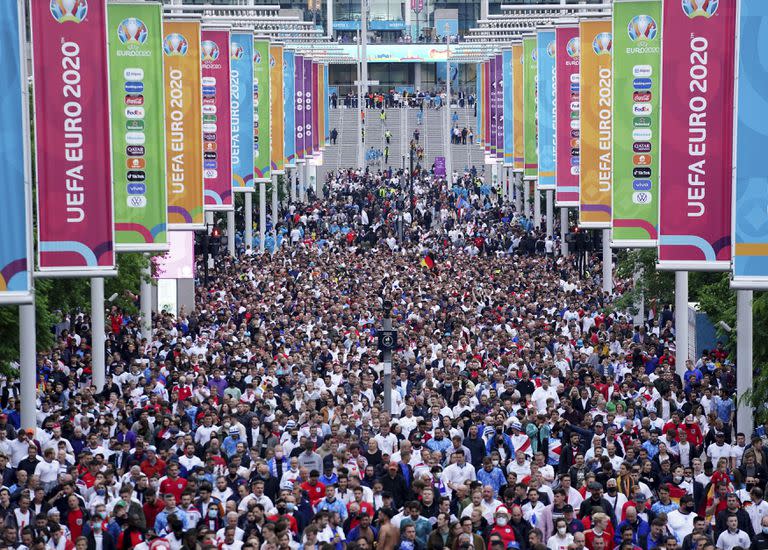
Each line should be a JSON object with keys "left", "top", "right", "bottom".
{"left": 484, "top": 61, "right": 490, "bottom": 153}
{"left": 495, "top": 54, "right": 503, "bottom": 160}
{"left": 312, "top": 62, "right": 320, "bottom": 156}
{"left": 201, "top": 30, "right": 233, "bottom": 210}
{"left": 555, "top": 25, "right": 580, "bottom": 207}
{"left": 489, "top": 61, "right": 496, "bottom": 154}
{"left": 658, "top": 0, "right": 735, "bottom": 270}
{"left": 31, "top": 0, "right": 115, "bottom": 272}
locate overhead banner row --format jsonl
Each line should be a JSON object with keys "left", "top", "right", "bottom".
{"left": 475, "top": 0, "right": 768, "bottom": 286}
{"left": 0, "top": 0, "right": 331, "bottom": 301}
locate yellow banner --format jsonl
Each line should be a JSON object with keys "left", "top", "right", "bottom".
{"left": 163, "top": 20, "right": 204, "bottom": 229}
{"left": 512, "top": 43, "right": 524, "bottom": 171}
{"left": 269, "top": 44, "right": 285, "bottom": 174}
{"left": 578, "top": 19, "right": 612, "bottom": 228}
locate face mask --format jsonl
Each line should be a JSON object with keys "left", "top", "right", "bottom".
{"left": 558, "top": 527, "right": 567, "bottom": 536}
{"left": 96, "top": 489, "right": 106, "bottom": 496}
{"left": 492, "top": 460, "right": 499, "bottom": 467}
{"left": 763, "top": 527, "right": 768, "bottom": 535}
{"left": 684, "top": 476, "right": 692, "bottom": 483}
{"left": 99, "top": 512, "right": 107, "bottom": 520}
{"left": 287, "top": 503, "right": 296, "bottom": 512}
{"left": 673, "top": 476, "right": 682, "bottom": 483}
{"left": 209, "top": 509, "right": 218, "bottom": 518}
{"left": 496, "top": 517, "right": 508, "bottom": 526}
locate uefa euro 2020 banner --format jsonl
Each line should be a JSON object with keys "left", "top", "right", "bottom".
{"left": 502, "top": 49, "right": 513, "bottom": 167}
{"left": 658, "top": 0, "right": 735, "bottom": 271}
{"left": 555, "top": 24, "right": 580, "bottom": 207}
{"left": 295, "top": 54, "right": 305, "bottom": 162}
{"left": 283, "top": 50, "right": 296, "bottom": 167}
{"left": 107, "top": 3, "right": 168, "bottom": 252}
{"left": 253, "top": 39, "right": 271, "bottom": 182}
{"left": 311, "top": 61, "right": 320, "bottom": 156}
{"left": 323, "top": 64, "right": 330, "bottom": 147}
{"left": 31, "top": 0, "right": 115, "bottom": 274}
{"left": 523, "top": 36, "right": 538, "bottom": 179}
{"left": 270, "top": 44, "right": 285, "bottom": 174}
{"left": 495, "top": 54, "right": 503, "bottom": 161}
{"left": 512, "top": 43, "right": 524, "bottom": 172}
{"left": 732, "top": 0, "right": 768, "bottom": 288}
{"left": 537, "top": 28, "right": 556, "bottom": 190}
{"left": 579, "top": 19, "right": 612, "bottom": 228}
{"left": 303, "top": 57, "right": 313, "bottom": 157}
{"left": 163, "top": 20, "right": 205, "bottom": 230}
{"left": 0, "top": 0, "right": 32, "bottom": 302}
{"left": 201, "top": 29, "right": 233, "bottom": 211}
{"left": 231, "top": 32, "right": 254, "bottom": 191}
{"left": 611, "top": 0, "right": 662, "bottom": 248}
{"left": 489, "top": 57, "right": 496, "bottom": 156}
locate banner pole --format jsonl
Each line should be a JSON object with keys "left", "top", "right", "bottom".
{"left": 523, "top": 177, "right": 530, "bottom": 219}
{"left": 19, "top": 303, "right": 36, "bottom": 431}
{"left": 560, "top": 208, "right": 568, "bottom": 256}
{"left": 602, "top": 229, "right": 612, "bottom": 294}
{"left": 546, "top": 190, "right": 553, "bottom": 237}
{"left": 227, "top": 210, "right": 236, "bottom": 257}
{"left": 91, "top": 278, "right": 105, "bottom": 392}
{"left": 736, "top": 290, "right": 754, "bottom": 436}
{"left": 534, "top": 185, "right": 541, "bottom": 228}
{"left": 141, "top": 256, "right": 152, "bottom": 339}
{"left": 515, "top": 173, "right": 522, "bottom": 213}
{"left": 259, "top": 182, "right": 267, "bottom": 253}
{"left": 272, "top": 174, "right": 279, "bottom": 223}
{"left": 245, "top": 193, "right": 253, "bottom": 254}
{"left": 674, "top": 271, "right": 689, "bottom": 377}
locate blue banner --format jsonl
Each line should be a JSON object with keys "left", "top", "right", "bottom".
{"left": 537, "top": 29, "right": 556, "bottom": 190}
{"left": 502, "top": 49, "right": 513, "bottom": 166}
{"left": 231, "top": 32, "right": 254, "bottom": 191}
{"left": 733, "top": 0, "right": 768, "bottom": 287}
{"left": 0, "top": 0, "right": 31, "bottom": 302}
{"left": 284, "top": 50, "right": 296, "bottom": 167}
{"left": 324, "top": 64, "right": 330, "bottom": 143}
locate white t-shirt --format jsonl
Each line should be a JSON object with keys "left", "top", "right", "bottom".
{"left": 716, "top": 529, "right": 750, "bottom": 550}
{"left": 707, "top": 442, "right": 733, "bottom": 463}
{"left": 547, "top": 533, "right": 574, "bottom": 550}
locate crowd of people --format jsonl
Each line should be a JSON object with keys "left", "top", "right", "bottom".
{"left": 5, "top": 166, "right": 758, "bottom": 550}
{"left": 331, "top": 91, "right": 475, "bottom": 110}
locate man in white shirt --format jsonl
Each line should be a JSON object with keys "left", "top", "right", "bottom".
{"left": 521, "top": 487, "right": 546, "bottom": 528}
{"left": 707, "top": 432, "right": 733, "bottom": 464}
{"left": 532, "top": 378, "right": 559, "bottom": 411}
{"left": 746, "top": 486, "right": 768, "bottom": 535}
{"left": 666, "top": 495, "right": 696, "bottom": 542}
{"left": 441, "top": 451, "right": 476, "bottom": 496}
{"left": 716, "top": 515, "right": 750, "bottom": 550}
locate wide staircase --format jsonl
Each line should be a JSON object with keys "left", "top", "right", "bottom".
{"left": 320, "top": 105, "right": 486, "bottom": 181}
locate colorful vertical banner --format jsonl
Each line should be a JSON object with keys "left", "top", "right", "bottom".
{"left": 658, "top": 0, "right": 735, "bottom": 271}
{"left": 31, "top": 0, "right": 115, "bottom": 272}
{"left": 284, "top": 50, "right": 296, "bottom": 167}
{"left": 311, "top": 61, "right": 320, "bottom": 156}
{"left": 502, "top": 49, "right": 514, "bottom": 166}
{"left": 231, "top": 32, "right": 254, "bottom": 191}
{"left": 163, "top": 20, "right": 204, "bottom": 229}
{"left": 489, "top": 57, "right": 497, "bottom": 155}
{"left": 611, "top": 0, "right": 662, "bottom": 247}
{"left": 303, "top": 57, "right": 314, "bottom": 157}
{"left": 201, "top": 29, "right": 233, "bottom": 211}
{"left": 323, "top": 63, "right": 330, "bottom": 146}
{"left": 108, "top": 3, "right": 168, "bottom": 251}
{"left": 555, "top": 24, "right": 581, "bottom": 207}
{"left": 269, "top": 44, "right": 285, "bottom": 174}
{"left": 295, "top": 54, "right": 305, "bottom": 162}
{"left": 523, "top": 36, "right": 539, "bottom": 178}
{"left": 0, "top": 0, "right": 31, "bottom": 301}
{"left": 476, "top": 63, "right": 482, "bottom": 143}
{"left": 484, "top": 61, "right": 491, "bottom": 153}
{"left": 537, "top": 28, "right": 556, "bottom": 189}
{"left": 732, "top": 0, "right": 768, "bottom": 287}
{"left": 253, "top": 39, "right": 271, "bottom": 181}
{"left": 495, "top": 54, "right": 503, "bottom": 161}
{"left": 512, "top": 43, "right": 524, "bottom": 171}
{"left": 579, "top": 19, "right": 613, "bottom": 228}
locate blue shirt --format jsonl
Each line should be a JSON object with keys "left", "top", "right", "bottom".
{"left": 477, "top": 466, "right": 506, "bottom": 497}
{"left": 316, "top": 497, "right": 347, "bottom": 521}
{"left": 154, "top": 507, "right": 189, "bottom": 535}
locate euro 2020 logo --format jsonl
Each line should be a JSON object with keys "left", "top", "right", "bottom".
{"left": 566, "top": 37, "right": 580, "bottom": 59}
{"left": 682, "top": 0, "right": 718, "bottom": 18}
{"left": 592, "top": 33, "right": 612, "bottom": 56}
{"left": 254, "top": 51, "right": 262, "bottom": 64}
{"left": 117, "top": 18, "right": 148, "bottom": 46}
{"left": 163, "top": 34, "right": 189, "bottom": 56}
{"left": 50, "top": 0, "right": 88, "bottom": 23}
{"left": 231, "top": 42, "right": 245, "bottom": 61}
{"left": 201, "top": 41, "right": 220, "bottom": 62}
{"left": 627, "top": 15, "right": 658, "bottom": 42}
{"left": 546, "top": 41, "right": 555, "bottom": 58}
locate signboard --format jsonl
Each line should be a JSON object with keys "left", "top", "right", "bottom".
{"left": 31, "top": 0, "right": 115, "bottom": 273}
{"left": 537, "top": 28, "right": 556, "bottom": 190}
{"left": 284, "top": 50, "right": 296, "bottom": 167}
{"left": 489, "top": 57, "right": 496, "bottom": 156}
{"left": 0, "top": 0, "right": 31, "bottom": 302}
{"left": 311, "top": 61, "right": 320, "bottom": 156}
{"left": 512, "top": 43, "right": 524, "bottom": 171}
{"left": 201, "top": 29, "right": 233, "bottom": 210}
{"left": 611, "top": 0, "right": 662, "bottom": 247}
{"left": 231, "top": 32, "right": 254, "bottom": 191}
{"left": 304, "top": 57, "right": 314, "bottom": 157}
{"left": 732, "top": 0, "right": 768, "bottom": 288}
{"left": 163, "top": 20, "right": 204, "bottom": 230}
{"left": 502, "top": 49, "right": 513, "bottom": 167}
{"left": 523, "top": 36, "right": 538, "bottom": 178}
{"left": 658, "top": 0, "right": 735, "bottom": 271}
{"left": 555, "top": 24, "right": 580, "bottom": 207}
{"left": 253, "top": 39, "right": 271, "bottom": 181}
{"left": 434, "top": 156, "right": 446, "bottom": 177}
{"left": 579, "top": 19, "right": 613, "bottom": 228}
{"left": 495, "top": 54, "right": 503, "bottom": 161}
{"left": 295, "top": 54, "right": 305, "bottom": 161}
{"left": 270, "top": 44, "right": 285, "bottom": 173}
{"left": 154, "top": 230, "right": 194, "bottom": 279}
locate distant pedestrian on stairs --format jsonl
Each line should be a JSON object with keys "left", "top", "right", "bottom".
{"left": 330, "top": 128, "right": 338, "bottom": 144}
{"left": 384, "top": 129, "right": 392, "bottom": 144}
